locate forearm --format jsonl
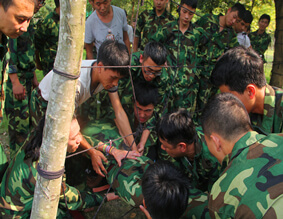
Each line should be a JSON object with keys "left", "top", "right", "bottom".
{"left": 115, "top": 111, "right": 137, "bottom": 151}
{"left": 84, "top": 43, "right": 94, "bottom": 59}
{"left": 123, "top": 31, "right": 131, "bottom": 54}
{"left": 139, "top": 129, "right": 150, "bottom": 146}
{"left": 78, "top": 132, "right": 96, "bottom": 156}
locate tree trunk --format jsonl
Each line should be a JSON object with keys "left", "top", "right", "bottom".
{"left": 130, "top": 0, "right": 136, "bottom": 25}
{"left": 270, "top": 0, "right": 283, "bottom": 88}
{"left": 30, "top": 0, "right": 86, "bottom": 218}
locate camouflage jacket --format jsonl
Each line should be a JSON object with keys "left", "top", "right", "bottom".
{"left": 250, "top": 84, "right": 283, "bottom": 134}
{"left": 196, "top": 13, "right": 239, "bottom": 77}
{"left": 9, "top": 19, "right": 36, "bottom": 79}
{"left": 35, "top": 10, "right": 60, "bottom": 75}
{"left": 0, "top": 34, "right": 9, "bottom": 112}
{"left": 208, "top": 131, "right": 283, "bottom": 218}
{"left": 0, "top": 135, "right": 103, "bottom": 218}
{"left": 249, "top": 30, "right": 271, "bottom": 62}
{"left": 173, "top": 127, "right": 221, "bottom": 192}
{"left": 135, "top": 8, "right": 175, "bottom": 51}
{"left": 151, "top": 20, "right": 208, "bottom": 113}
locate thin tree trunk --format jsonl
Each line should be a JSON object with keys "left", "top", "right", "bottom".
{"left": 30, "top": 0, "right": 86, "bottom": 218}
{"left": 130, "top": 0, "right": 136, "bottom": 25}
{"left": 270, "top": 0, "right": 283, "bottom": 88}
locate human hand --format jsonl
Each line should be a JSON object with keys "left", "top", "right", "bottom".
{"left": 137, "top": 142, "right": 145, "bottom": 155}
{"left": 106, "top": 192, "right": 119, "bottom": 201}
{"left": 111, "top": 148, "right": 140, "bottom": 166}
{"left": 12, "top": 81, "right": 26, "bottom": 100}
{"left": 89, "top": 149, "right": 108, "bottom": 177}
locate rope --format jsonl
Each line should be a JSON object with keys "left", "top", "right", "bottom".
{"left": 37, "top": 164, "right": 65, "bottom": 180}
{"left": 53, "top": 68, "right": 80, "bottom": 80}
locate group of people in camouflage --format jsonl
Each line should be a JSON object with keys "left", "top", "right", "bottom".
{"left": 0, "top": 0, "right": 282, "bottom": 218}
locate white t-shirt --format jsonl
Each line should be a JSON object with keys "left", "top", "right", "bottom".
{"left": 127, "top": 24, "right": 133, "bottom": 44}
{"left": 85, "top": 5, "right": 128, "bottom": 53}
{"left": 39, "top": 60, "right": 104, "bottom": 108}
{"left": 237, "top": 32, "right": 251, "bottom": 48}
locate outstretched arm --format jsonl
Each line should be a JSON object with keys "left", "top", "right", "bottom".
{"left": 108, "top": 92, "right": 138, "bottom": 152}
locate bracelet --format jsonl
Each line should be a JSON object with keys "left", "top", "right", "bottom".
{"left": 109, "top": 146, "right": 115, "bottom": 155}
{"left": 106, "top": 145, "right": 111, "bottom": 155}
{"left": 103, "top": 144, "right": 108, "bottom": 153}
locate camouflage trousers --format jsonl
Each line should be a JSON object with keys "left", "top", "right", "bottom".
{"left": 30, "top": 86, "right": 48, "bottom": 128}
{"left": 5, "top": 75, "right": 33, "bottom": 158}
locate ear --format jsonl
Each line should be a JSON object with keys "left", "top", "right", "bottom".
{"left": 210, "top": 134, "right": 221, "bottom": 152}
{"left": 139, "top": 54, "right": 143, "bottom": 64}
{"left": 246, "top": 84, "right": 256, "bottom": 99}
{"left": 178, "top": 142, "right": 187, "bottom": 153}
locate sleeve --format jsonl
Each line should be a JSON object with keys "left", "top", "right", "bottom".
{"left": 58, "top": 183, "right": 104, "bottom": 210}
{"left": 8, "top": 38, "right": 18, "bottom": 74}
{"left": 121, "top": 9, "right": 128, "bottom": 31}
{"left": 135, "top": 11, "right": 145, "bottom": 38}
{"left": 34, "top": 19, "right": 46, "bottom": 51}
{"left": 85, "top": 16, "right": 94, "bottom": 44}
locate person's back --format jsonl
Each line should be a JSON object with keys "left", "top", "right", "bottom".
{"left": 35, "top": 0, "right": 60, "bottom": 76}
{"left": 201, "top": 93, "right": 283, "bottom": 218}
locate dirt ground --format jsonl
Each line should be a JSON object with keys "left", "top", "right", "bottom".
{"left": 0, "top": 131, "right": 146, "bottom": 219}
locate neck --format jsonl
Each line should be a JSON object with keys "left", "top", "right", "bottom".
{"left": 179, "top": 20, "right": 190, "bottom": 34}
{"left": 219, "top": 15, "right": 226, "bottom": 31}
{"left": 257, "top": 29, "right": 265, "bottom": 35}
{"left": 252, "top": 85, "right": 266, "bottom": 115}
{"left": 185, "top": 142, "right": 195, "bottom": 161}
{"left": 156, "top": 8, "right": 165, "bottom": 17}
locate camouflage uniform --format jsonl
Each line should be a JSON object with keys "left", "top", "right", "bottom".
{"left": 5, "top": 19, "right": 37, "bottom": 158}
{"left": 0, "top": 33, "right": 9, "bottom": 182}
{"left": 0, "top": 133, "right": 104, "bottom": 219}
{"left": 151, "top": 20, "right": 208, "bottom": 118}
{"left": 35, "top": 10, "right": 59, "bottom": 76}
{"left": 249, "top": 29, "right": 271, "bottom": 63}
{"left": 181, "top": 187, "right": 209, "bottom": 219}
{"left": 172, "top": 127, "right": 221, "bottom": 192}
{"left": 135, "top": 8, "right": 175, "bottom": 51}
{"left": 196, "top": 13, "right": 239, "bottom": 120}
{"left": 208, "top": 131, "right": 283, "bottom": 218}
{"left": 106, "top": 156, "right": 153, "bottom": 207}
{"left": 250, "top": 84, "right": 283, "bottom": 134}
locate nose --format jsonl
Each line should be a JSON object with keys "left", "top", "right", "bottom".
{"left": 139, "top": 110, "right": 145, "bottom": 118}
{"left": 19, "top": 20, "right": 30, "bottom": 32}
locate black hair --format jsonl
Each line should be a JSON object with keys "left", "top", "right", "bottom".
{"left": 243, "top": 10, "right": 253, "bottom": 24}
{"left": 54, "top": 0, "right": 59, "bottom": 8}
{"left": 230, "top": 3, "right": 246, "bottom": 20}
{"left": 157, "top": 108, "right": 196, "bottom": 147}
{"left": 201, "top": 93, "right": 252, "bottom": 141}
{"left": 181, "top": 0, "right": 197, "bottom": 9}
{"left": 142, "top": 160, "right": 190, "bottom": 219}
{"left": 0, "top": 0, "right": 35, "bottom": 11}
{"left": 24, "top": 117, "right": 46, "bottom": 162}
{"left": 259, "top": 14, "right": 270, "bottom": 24}
{"left": 97, "top": 40, "right": 130, "bottom": 77}
{"left": 211, "top": 46, "right": 266, "bottom": 93}
{"left": 134, "top": 81, "right": 159, "bottom": 106}
{"left": 143, "top": 41, "right": 167, "bottom": 65}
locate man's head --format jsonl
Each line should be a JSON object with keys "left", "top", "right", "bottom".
{"left": 0, "top": 0, "right": 35, "bottom": 38}
{"left": 140, "top": 41, "right": 167, "bottom": 82}
{"left": 178, "top": 0, "right": 197, "bottom": 27}
{"left": 142, "top": 160, "right": 190, "bottom": 219}
{"left": 93, "top": 0, "right": 111, "bottom": 17}
{"left": 157, "top": 109, "right": 196, "bottom": 158}
{"left": 133, "top": 81, "right": 158, "bottom": 124}
{"left": 211, "top": 46, "right": 266, "bottom": 113}
{"left": 224, "top": 3, "right": 245, "bottom": 27}
{"left": 234, "top": 10, "right": 253, "bottom": 33}
{"left": 153, "top": 0, "right": 168, "bottom": 14}
{"left": 258, "top": 14, "right": 270, "bottom": 32}
{"left": 67, "top": 118, "right": 82, "bottom": 153}
{"left": 97, "top": 40, "right": 130, "bottom": 90}
{"left": 201, "top": 93, "right": 252, "bottom": 163}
